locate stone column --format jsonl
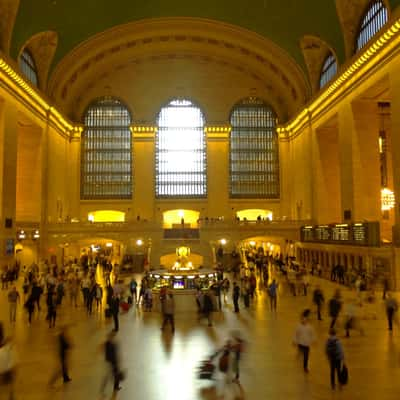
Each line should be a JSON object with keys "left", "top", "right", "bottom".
{"left": 389, "top": 68, "right": 400, "bottom": 246}
{"left": 0, "top": 100, "right": 18, "bottom": 265}
{"left": 338, "top": 102, "right": 355, "bottom": 222}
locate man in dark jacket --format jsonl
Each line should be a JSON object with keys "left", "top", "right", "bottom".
{"left": 101, "top": 331, "right": 122, "bottom": 395}
{"left": 233, "top": 282, "right": 240, "bottom": 313}
{"left": 110, "top": 295, "right": 120, "bottom": 332}
{"left": 328, "top": 290, "right": 342, "bottom": 329}
{"left": 312, "top": 285, "right": 325, "bottom": 321}
{"left": 49, "top": 325, "right": 72, "bottom": 385}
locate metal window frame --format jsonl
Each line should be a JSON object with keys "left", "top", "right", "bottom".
{"left": 80, "top": 97, "right": 133, "bottom": 200}
{"left": 356, "top": 0, "right": 388, "bottom": 51}
{"left": 319, "top": 53, "right": 337, "bottom": 89}
{"left": 19, "top": 49, "right": 38, "bottom": 87}
{"left": 155, "top": 99, "right": 207, "bottom": 198}
{"left": 229, "top": 97, "right": 280, "bottom": 199}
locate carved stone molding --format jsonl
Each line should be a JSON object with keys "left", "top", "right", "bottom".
{"left": 47, "top": 18, "right": 310, "bottom": 121}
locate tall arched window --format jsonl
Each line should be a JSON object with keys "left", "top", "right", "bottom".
{"left": 18, "top": 49, "right": 38, "bottom": 86}
{"left": 356, "top": 0, "right": 388, "bottom": 51}
{"left": 81, "top": 97, "right": 132, "bottom": 199}
{"left": 319, "top": 53, "right": 337, "bottom": 89}
{"left": 156, "top": 99, "right": 206, "bottom": 198}
{"left": 230, "top": 98, "right": 279, "bottom": 198}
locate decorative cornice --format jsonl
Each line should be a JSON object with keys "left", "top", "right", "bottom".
{"left": 278, "top": 18, "right": 400, "bottom": 140}
{"left": 206, "top": 125, "right": 231, "bottom": 139}
{"left": 0, "top": 55, "right": 77, "bottom": 137}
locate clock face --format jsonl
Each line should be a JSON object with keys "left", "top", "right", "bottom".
{"left": 177, "top": 246, "right": 190, "bottom": 257}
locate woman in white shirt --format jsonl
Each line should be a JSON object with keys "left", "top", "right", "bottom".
{"left": 293, "top": 310, "right": 316, "bottom": 373}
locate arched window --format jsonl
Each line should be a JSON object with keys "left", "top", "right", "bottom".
{"left": 356, "top": 0, "right": 388, "bottom": 51}
{"left": 18, "top": 49, "right": 38, "bottom": 86}
{"left": 81, "top": 97, "right": 132, "bottom": 199}
{"left": 156, "top": 99, "right": 206, "bottom": 197}
{"left": 319, "top": 53, "right": 337, "bottom": 89}
{"left": 230, "top": 98, "right": 279, "bottom": 198}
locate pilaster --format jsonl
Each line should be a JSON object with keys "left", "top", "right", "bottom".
{"left": 0, "top": 100, "right": 18, "bottom": 264}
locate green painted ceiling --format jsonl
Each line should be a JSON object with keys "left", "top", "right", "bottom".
{"left": 11, "top": 0, "right": 400, "bottom": 72}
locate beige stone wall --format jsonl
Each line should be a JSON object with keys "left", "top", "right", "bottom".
{"left": 16, "top": 124, "right": 42, "bottom": 222}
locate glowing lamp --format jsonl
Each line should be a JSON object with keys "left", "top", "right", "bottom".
{"left": 381, "top": 188, "right": 395, "bottom": 211}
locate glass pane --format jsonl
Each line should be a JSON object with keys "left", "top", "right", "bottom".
{"left": 156, "top": 99, "right": 206, "bottom": 198}
{"left": 80, "top": 97, "right": 132, "bottom": 199}
{"left": 19, "top": 49, "right": 38, "bottom": 87}
{"left": 319, "top": 53, "right": 337, "bottom": 89}
{"left": 229, "top": 97, "right": 279, "bottom": 198}
{"left": 356, "top": 1, "right": 388, "bottom": 51}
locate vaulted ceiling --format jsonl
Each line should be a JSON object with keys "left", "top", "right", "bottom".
{"left": 10, "top": 0, "right": 356, "bottom": 69}
{"left": 5, "top": 0, "right": 400, "bottom": 122}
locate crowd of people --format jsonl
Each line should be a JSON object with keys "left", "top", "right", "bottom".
{"left": 0, "top": 253, "right": 398, "bottom": 399}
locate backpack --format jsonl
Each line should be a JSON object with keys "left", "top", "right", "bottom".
{"left": 326, "top": 338, "right": 338, "bottom": 360}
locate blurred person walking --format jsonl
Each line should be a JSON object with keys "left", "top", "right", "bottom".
{"left": 267, "top": 279, "right": 278, "bottom": 312}
{"left": 110, "top": 295, "right": 120, "bottom": 332}
{"left": 0, "top": 322, "right": 16, "bottom": 400}
{"left": 293, "top": 310, "right": 315, "bottom": 373}
{"left": 101, "top": 331, "right": 123, "bottom": 396}
{"left": 7, "top": 287, "right": 20, "bottom": 323}
{"left": 328, "top": 290, "right": 342, "bottom": 329}
{"left": 161, "top": 292, "right": 175, "bottom": 333}
{"left": 326, "top": 328, "right": 345, "bottom": 390}
{"left": 46, "top": 289, "right": 57, "bottom": 328}
{"left": 49, "top": 325, "right": 72, "bottom": 386}
{"left": 385, "top": 293, "right": 398, "bottom": 331}
{"left": 312, "top": 285, "right": 324, "bottom": 321}
{"left": 233, "top": 282, "right": 240, "bottom": 313}
{"left": 24, "top": 293, "right": 35, "bottom": 325}
{"left": 203, "top": 290, "right": 214, "bottom": 326}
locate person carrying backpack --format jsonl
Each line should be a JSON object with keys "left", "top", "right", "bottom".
{"left": 326, "top": 328, "right": 345, "bottom": 390}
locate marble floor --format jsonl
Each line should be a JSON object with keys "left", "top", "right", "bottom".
{"left": 0, "top": 273, "right": 399, "bottom": 400}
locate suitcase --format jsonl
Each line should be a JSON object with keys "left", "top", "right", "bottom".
{"left": 197, "top": 360, "right": 215, "bottom": 380}
{"left": 120, "top": 302, "right": 130, "bottom": 312}
{"left": 127, "top": 296, "right": 133, "bottom": 305}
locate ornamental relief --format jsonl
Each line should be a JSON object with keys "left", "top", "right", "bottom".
{"left": 47, "top": 19, "right": 309, "bottom": 114}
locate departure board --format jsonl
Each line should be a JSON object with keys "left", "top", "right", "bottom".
{"left": 301, "top": 222, "right": 380, "bottom": 247}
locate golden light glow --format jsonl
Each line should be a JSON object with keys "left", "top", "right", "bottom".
{"left": 176, "top": 246, "right": 191, "bottom": 257}
{"left": 236, "top": 209, "right": 273, "bottom": 221}
{"left": 381, "top": 188, "right": 395, "bottom": 211}
{"left": 220, "top": 238, "right": 227, "bottom": 245}
{"left": 0, "top": 58, "right": 76, "bottom": 136}
{"left": 162, "top": 209, "right": 199, "bottom": 228}
{"left": 87, "top": 210, "right": 125, "bottom": 222}
{"left": 206, "top": 126, "right": 231, "bottom": 139}
{"left": 131, "top": 126, "right": 157, "bottom": 139}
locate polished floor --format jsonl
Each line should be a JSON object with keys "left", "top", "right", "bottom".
{"left": 0, "top": 272, "right": 399, "bottom": 400}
